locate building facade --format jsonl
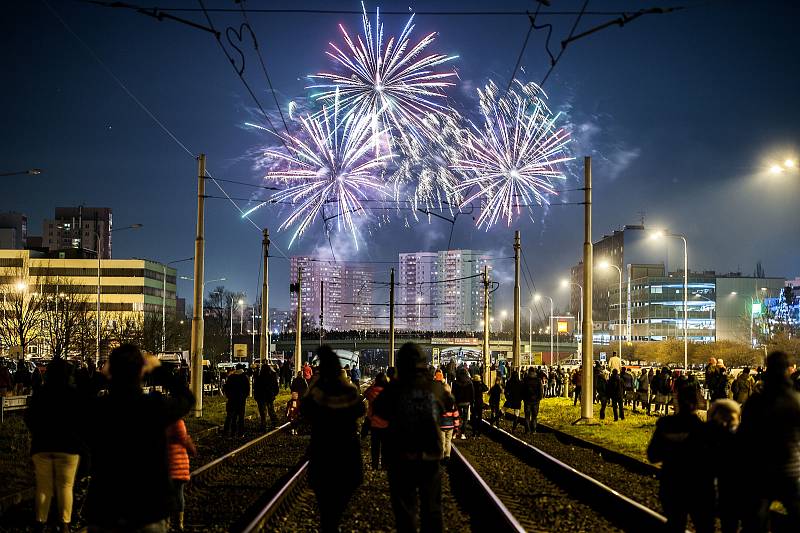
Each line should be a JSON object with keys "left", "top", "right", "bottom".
{"left": 42, "top": 207, "right": 113, "bottom": 259}
{"left": 288, "top": 257, "right": 374, "bottom": 331}
{"left": 0, "top": 249, "right": 176, "bottom": 357}
{"left": 0, "top": 212, "right": 28, "bottom": 249}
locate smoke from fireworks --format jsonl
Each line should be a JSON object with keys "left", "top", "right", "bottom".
{"left": 263, "top": 91, "right": 392, "bottom": 249}
{"left": 452, "top": 80, "right": 572, "bottom": 230}
{"left": 308, "top": 2, "right": 458, "bottom": 151}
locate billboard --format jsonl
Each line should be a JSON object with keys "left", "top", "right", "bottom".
{"left": 557, "top": 320, "right": 569, "bottom": 333}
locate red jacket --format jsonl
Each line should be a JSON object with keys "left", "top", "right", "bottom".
{"left": 364, "top": 385, "right": 388, "bottom": 429}
{"left": 166, "top": 419, "right": 196, "bottom": 481}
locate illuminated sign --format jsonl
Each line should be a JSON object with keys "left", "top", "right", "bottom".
{"left": 751, "top": 302, "right": 762, "bottom": 315}
{"left": 557, "top": 321, "right": 569, "bottom": 333}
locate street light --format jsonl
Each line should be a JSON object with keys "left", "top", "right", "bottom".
{"left": 230, "top": 296, "right": 245, "bottom": 361}
{"left": 534, "top": 294, "right": 554, "bottom": 365}
{"left": 650, "top": 229, "right": 688, "bottom": 371}
{"left": 96, "top": 223, "right": 142, "bottom": 364}
{"left": 598, "top": 260, "right": 623, "bottom": 358}
{"left": 560, "top": 279, "right": 583, "bottom": 333}
{"left": 0, "top": 168, "right": 43, "bottom": 177}
{"left": 500, "top": 309, "right": 508, "bottom": 333}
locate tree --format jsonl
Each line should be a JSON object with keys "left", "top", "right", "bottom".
{"left": 40, "top": 279, "right": 90, "bottom": 358}
{"left": 0, "top": 271, "right": 45, "bottom": 358}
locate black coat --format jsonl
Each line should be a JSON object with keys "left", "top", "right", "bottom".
{"left": 253, "top": 366, "right": 279, "bottom": 402}
{"left": 25, "top": 384, "right": 84, "bottom": 456}
{"left": 521, "top": 374, "right": 543, "bottom": 404}
{"left": 83, "top": 368, "right": 193, "bottom": 528}
{"left": 223, "top": 371, "right": 250, "bottom": 404}
{"left": 504, "top": 375, "right": 522, "bottom": 409}
{"left": 452, "top": 377, "right": 475, "bottom": 405}
{"left": 606, "top": 373, "right": 624, "bottom": 400}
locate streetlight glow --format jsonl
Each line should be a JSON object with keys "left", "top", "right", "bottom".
{"left": 15, "top": 281, "right": 27, "bottom": 292}
{"left": 769, "top": 164, "right": 783, "bottom": 174}
{"left": 785, "top": 159, "right": 796, "bottom": 168}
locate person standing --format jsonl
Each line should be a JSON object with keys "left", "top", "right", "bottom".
{"left": 731, "top": 367, "right": 755, "bottom": 405}
{"left": 607, "top": 368, "right": 625, "bottom": 421}
{"left": 374, "top": 343, "right": 453, "bottom": 533}
{"left": 223, "top": 363, "right": 250, "bottom": 437}
{"left": 301, "top": 346, "right": 365, "bottom": 533}
{"left": 253, "top": 363, "right": 279, "bottom": 432}
{"left": 452, "top": 368, "right": 474, "bottom": 440}
{"left": 488, "top": 376, "right": 504, "bottom": 427}
{"left": 706, "top": 399, "right": 742, "bottom": 533}
{"left": 597, "top": 369, "right": 609, "bottom": 420}
{"left": 521, "top": 368, "right": 544, "bottom": 433}
{"left": 364, "top": 373, "right": 389, "bottom": 470}
{"left": 82, "top": 344, "right": 193, "bottom": 532}
{"left": 636, "top": 369, "right": 651, "bottom": 414}
{"left": 166, "top": 418, "right": 196, "bottom": 532}
{"left": 470, "top": 375, "right": 488, "bottom": 437}
{"left": 737, "top": 351, "right": 800, "bottom": 532}
{"left": 504, "top": 370, "right": 522, "bottom": 432}
{"left": 24, "top": 359, "right": 83, "bottom": 533}
{"left": 351, "top": 364, "right": 361, "bottom": 391}
{"left": 572, "top": 367, "right": 583, "bottom": 406}
{"left": 647, "top": 383, "right": 714, "bottom": 533}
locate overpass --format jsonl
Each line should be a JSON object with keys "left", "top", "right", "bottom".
{"left": 273, "top": 336, "right": 579, "bottom": 364}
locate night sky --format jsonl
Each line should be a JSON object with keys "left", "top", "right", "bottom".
{"left": 3, "top": 0, "right": 799, "bottom": 315}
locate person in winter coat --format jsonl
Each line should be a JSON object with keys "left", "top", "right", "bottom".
{"left": 0, "top": 363, "right": 13, "bottom": 395}
{"left": 82, "top": 344, "right": 194, "bottom": 532}
{"left": 301, "top": 346, "right": 365, "bottom": 533}
{"left": 647, "top": 382, "right": 714, "bottom": 533}
{"left": 488, "top": 376, "right": 504, "bottom": 427}
{"left": 572, "top": 368, "right": 583, "bottom": 406}
{"left": 706, "top": 399, "right": 742, "bottom": 533}
{"left": 439, "top": 384, "right": 460, "bottom": 463}
{"left": 14, "top": 362, "right": 32, "bottom": 395}
{"left": 290, "top": 370, "right": 309, "bottom": 397}
{"left": 597, "top": 370, "right": 610, "bottom": 420}
{"left": 635, "top": 369, "right": 651, "bottom": 414}
{"left": 520, "top": 368, "right": 544, "bottom": 433}
{"left": 621, "top": 367, "right": 635, "bottom": 406}
{"left": 737, "top": 351, "right": 800, "bottom": 532}
{"left": 452, "top": 369, "right": 474, "bottom": 440}
{"left": 504, "top": 370, "right": 523, "bottom": 431}
{"left": 364, "top": 373, "right": 389, "bottom": 469}
{"left": 223, "top": 364, "right": 250, "bottom": 437}
{"left": 731, "top": 367, "right": 755, "bottom": 405}
{"left": 373, "top": 343, "right": 454, "bottom": 533}
{"left": 302, "top": 362, "right": 313, "bottom": 381}
{"left": 253, "top": 364, "right": 280, "bottom": 431}
{"left": 709, "top": 361, "right": 731, "bottom": 401}
{"left": 285, "top": 392, "right": 301, "bottom": 435}
{"left": 24, "top": 359, "right": 84, "bottom": 533}
{"left": 470, "top": 375, "right": 488, "bottom": 437}
{"left": 166, "top": 418, "right": 196, "bottom": 531}
{"left": 350, "top": 365, "right": 362, "bottom": 390}
{"left": 607, "top": 368, "right": 625, "bottom": 421}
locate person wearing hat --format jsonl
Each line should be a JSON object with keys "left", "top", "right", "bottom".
{"left": 373, "top": 342, "right": 455, "bottom": 532}
{"left": 223, "top": 363, "right": 250, "bottom": 437}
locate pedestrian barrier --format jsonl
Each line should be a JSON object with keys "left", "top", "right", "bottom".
{"left": 0, "top": 395, "right": 29, "bottom": 423}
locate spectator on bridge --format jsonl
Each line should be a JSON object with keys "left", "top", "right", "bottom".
{"left": 732, "top": 367, "right": 756, "bottom": 405}
{"left": 470, "top": 375, "right": 488, "bottom": 437}
{"left": 488, "top": 376, "right": 504, "bottom": 427}
{"left": 504, "top": 370, "right": 522, "bottom": 432}
{"left": 521, "top": 368, "right": 544, "bottom": 433}
{"left": 364, "top": 373, "right": 389, "bottom": 469}
{"left": 253, "top": 363, "right": 279, "bottom": 432}
{"left": 737, "top": 351, "right": 800, "bottom": 532}
{"left": 607, "top": 368, "right": 625, "bottom": 422}
{"left": 25, "top": 358, "right": 83, "bottom": 533}
{"left": 374, "top": 342, "right": 453, "bottom": 533}
{"left": 223, "top": 363, "right": 250, "bottom": 437}
{"left": 647, "top": 382, "right": 714, "bottom": 533}
{"left": 707, "top": 399, "right": 742, "bottom": 533}
{"left": 452, "top": 368, "right": 474, "bottom": 440}
{"left": 301, "top": 345, "right": 365, "bottom": 533}
{"left": 82, "top": 344, "right": 193, "bottom": 533}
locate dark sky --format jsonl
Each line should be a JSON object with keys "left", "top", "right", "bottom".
{"left": 3, "top": 0, "right": 799, "bottom": 315}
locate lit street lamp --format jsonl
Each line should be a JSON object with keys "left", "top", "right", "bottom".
{"left": 598, "top": 261, "right": 623, "bottom": 357}
{"left": 500, "top": 309, "right": 508, "bottom": 333}
{"left": 0, "top": 168, "right": 43, "bottom": 177}
{"left": 650, "top": 229, "right": 688, "bottom": 371}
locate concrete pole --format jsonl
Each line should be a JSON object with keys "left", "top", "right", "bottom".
{"left": 681, "top": 236, "right": 688, "bottom": 371}
{"left": 294, "top": 268, "right": 303, "bottom": 372}
{"left": 513, "top": 230, "right": 521, "bottom": 369}
{"left": 580, "top": 156, "right": 594, "bottom": 420}
{"left": 161, "top": 265, "right": 167, "bottom": 353}
{"left": 483, "top": 265, "right": 491, "bottom": 385}
{"left": 389, "top": 268, "right": 395, "bottom": 368}
{"left": 319, "top": 280, "right": 324, "bottom": 347}
{"left": 259, "top": 229, "right": 269, "bottom": 361}
{"left": 190, "top": 154, "right": 206, "bottom": 418}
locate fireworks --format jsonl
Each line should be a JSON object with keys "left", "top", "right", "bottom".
{"left": 308, "top": 2, "right": 458, "bottom": 150}
{"left": 452, "top": 80, "right": 572, "bottom": 230}
{"left": 263, "top": 90, "right": 392, "bottom": 249}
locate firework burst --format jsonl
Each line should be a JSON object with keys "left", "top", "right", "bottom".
{"left": 308, "top": 2, "right": 458, "bottom": 150}
{"left": 452, "top": 80, "right": 572, "bottom": 230}
{"left": 264, "top": 91, "right": 392, "bottom": 249}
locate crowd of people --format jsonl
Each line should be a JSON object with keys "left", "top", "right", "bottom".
{"left": 10, "top": 343, "right": 800, "bottom": 533}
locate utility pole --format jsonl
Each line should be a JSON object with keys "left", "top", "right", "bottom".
{"left": 389, "top": 268, "right": 395, "bottom": 368}
{"left": 580, "top": 156, "right": 594, "bottom": 420}
{"left": 319, "top": 280, "right": 324, "bottom": 347}
{"left": 259, "top": 228, "right": 269, "bottom": 361}
{"left": 190, "top": 154, "right": 206, "bottom": 418}
{"left": 293, "top": 267, "right": 303, "bottom": 373}
{"left": 513, "top": 230, "right": 521, "bottom": 369}
{"left": 483, "top": 265, "right": 491, "bottom": 386}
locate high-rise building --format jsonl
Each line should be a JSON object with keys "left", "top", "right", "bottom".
{"left": 289, "top": 257, "right": 374, "bottom": 331}
{"left": 42, "top": 207, "right": 113, "bottom": 259}
{"left": 398, "top": 249, "right": 492, "bottom": 332}
{"left": 0, "top": 212, "right": 28, "bottom": 249}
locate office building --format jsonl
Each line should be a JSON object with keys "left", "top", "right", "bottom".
{"left": 42, "top": 207, "right": 113, "bottom": 259}
{"left": 0, "top": 212, "right": 28, "bottom": 249}
{"left": 0, "top": 249, "right": 176, "bottom": 357}
{"left": 288, "top": 257, "right": 374, "bottom": 331}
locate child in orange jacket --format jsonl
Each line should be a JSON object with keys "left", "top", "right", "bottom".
{"left": 166, "top": 419, "right": 196, "bottom": 531}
